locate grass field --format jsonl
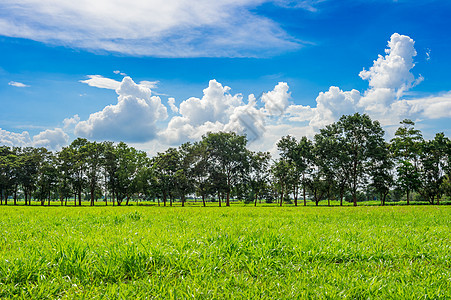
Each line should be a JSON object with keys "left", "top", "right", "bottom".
{"left": 0, "top": 205, "right": 450, "bottom": 299}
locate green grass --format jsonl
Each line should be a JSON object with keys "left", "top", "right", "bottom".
{"left": 0, "top": 206, "right": 450, "bottom": 299}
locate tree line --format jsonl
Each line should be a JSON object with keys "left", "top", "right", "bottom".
{"left": 0, "top": 113, "right": 450, "bottom": 207}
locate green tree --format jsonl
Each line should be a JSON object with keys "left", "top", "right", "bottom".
{"left": 68, "top": 138, "right": 88, "bottom": 206}
{"left": 390, "top": 119, "right": 423, "bottom": 205}
{"left": 335, "top": 113, "right": 386, "bottom": 206}
{"left": 203, "top": 132, "right": 249, "bottom": 206}
{"left": 368, "top": 142, "right": 394, "bottom": 206}
{"left": 152, "top": 148, "right": 180, "bottom": 206}
{"left": 20, "top": 147, "right": 44, "bottom": 205}
{"left": 315, "top": 124, "right": 350, "bottom": 206}
{"left": 249, "top": 151, "right": 271, "bottom": 206}
{"left": 277, "top": 136, "right": 310, "bottom": 206}
{"left": 35, "top": 150, "right": 58, "bottom": 206}
{"left": 189, "top": 141, "right": 211, "bottom": 207}
{"left": 82, "top": 141, "right": 104, "bottom": 206}
{"left": 0, "top": 146, "right": 19, "bottom": 205}
{"left": 417, "top": 133, "right": 449, "bottom": 204}
{"left": 115, "top": 142, "right": 142, "bottom": 206}
{"left": 271, "top": 158, "right": 293, "bottom": 206}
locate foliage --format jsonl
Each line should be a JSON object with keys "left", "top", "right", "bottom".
{"left": 0, "top": 114, "right": 450, "bottom": 207}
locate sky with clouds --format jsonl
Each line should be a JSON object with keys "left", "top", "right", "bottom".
{"left": 0, "top": 0, "right": 450, "bottom": 154}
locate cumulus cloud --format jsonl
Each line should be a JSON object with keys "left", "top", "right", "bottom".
{"left": 32, "top": 128, "right": 69, "bottom": 150}
{"left": 0, "top": 0, "right": 308, "bottom": 57}
{"left": 359, "top": 33, "right": 418, "bottom": 92}
{"left": 262, "top": 82, "right": 291, "bottom": 115}
{"left": 287, "top": 86, "right": 361, "bottom": 130}
{"left": 168, "top": 98, "right": 179, "bottom": 113}
{"left": 63, "top": 114, "right": 80, "bottom": 130}
{"left": 287, "top": 33, "right": 437, "bottom": 131}
{"left": 401, "top": 92, "right": 451, "bottom": 120}
{"left": 8, "top": 81, "right": 29, "bottom": 87}
{"left": 0, "top": 127, "right": 68, "bottom": 151}
{"left": 159, "top": 79, "right": 281, "bottom": 144}
{"left": 0, "top": 128, "right": 32, "bottom": 147}
{"left": 224, "top": 95, "right": 267, "bottom": 141}
{"left": 76, "top": 76, "right": 168, "bottom": 142}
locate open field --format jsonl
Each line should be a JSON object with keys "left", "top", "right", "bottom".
{"left": 0, "top": 206, "right": 450, "bottom": 299}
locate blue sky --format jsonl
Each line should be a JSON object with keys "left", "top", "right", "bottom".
{"left": 1, "top": 0, "right": 450, "bottom": 153}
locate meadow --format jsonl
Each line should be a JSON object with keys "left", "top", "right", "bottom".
{"left": 0, "top": 205, "right": 450, "bottom": 299}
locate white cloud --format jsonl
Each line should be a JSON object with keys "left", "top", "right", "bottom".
{"left": 287, "top": 86, "right": 360, "bottom": 130}
{"left": 32, "top": 128, "right": 69, "bottom": 150}
{"left": 139, "top": 81, "right": 159, "bottom": 89}
{"left": 8, "top": 81, "right": 29, "bottom": 88}
{"left": 113, "top": 70, "right": 127, "bottom": 76}
{"left": 261, "top": 82, "right": 291, "bottom": 115}
{"left": 0, "top": 127, "right": 68, "bottom": 151}
{"left": 80, "top": 75, "right": 121, "bottom": 90}
{"left": 359, "top": 33, "right": 418, "bottom": 91}
{"left": 76, "top": 76, "right": 168, "bottom": 142}
{"left": 168, "top": 97, "right": 179, "bottom": 113}
{"left": 63, "top": 114, "right": 80, "bottom": 130}
{"left": 287, "top": 33, "right": 434, "bottom": 131}
{"left": 159, "top": 79, "right": 278, "bottom": 144}
{"left": 0, "top": 128, "right": 32, "bottom": 147}
{"left": 224, "top": 95, "right": 267, "bottom": 141}
{"left": 400, "top": 92, "right": 451, "bottom": 120}
{"left": 0, "top": 0, "right": 306, "bottom": 57}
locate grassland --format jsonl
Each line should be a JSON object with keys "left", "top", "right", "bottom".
{"left": 0, "top": 205, "right": 450, "bottom": 299}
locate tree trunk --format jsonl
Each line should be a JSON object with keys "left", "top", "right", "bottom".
{"left": 226, "top": 191, "right": 230, "bottom": 207}
{"left": 126, "top": 195, "right": 130, "bottom": 206}
{"left": 65, "top": 196, "right": 68, "bottom": 206}
{"left": 302, "top": 174, "right": 306, "bottom": 206}
{"left": 218, "top": 191, "right": 221, "bottom": 207}
{"left": 181, "top": 194, "right": 185, "bottom": 207}
{"left": 90, "top": 188, "right": 95, "bottom": 206}
{"left": 406, "top": 189, "right": 410, "bottom": 205}
{"left": 25, "top": 192, "right": 28, "bottom": 206}
{"left": 163, "top": 191, "right": 167, "bottom": 206}
{"left": 78, "top": 190, "right": 82, "bottom": 206}
{"left": 294, "top": 186, "right": 298, "bottom": 207}
{"left": 202, "top": 194, "right": 206, "bottom": 207}
{"left": 74, "top": 193, "right": 77, "bottom": 206}
{"left": 13, "top": 188, "right": 17, "bottom": 205}
{"left": 254, "top": 192, "right": 258, "bottom": 207}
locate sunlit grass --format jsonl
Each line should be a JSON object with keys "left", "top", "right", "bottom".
{"left": 0, "top": 206, "right": 449, "bottom": 298}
